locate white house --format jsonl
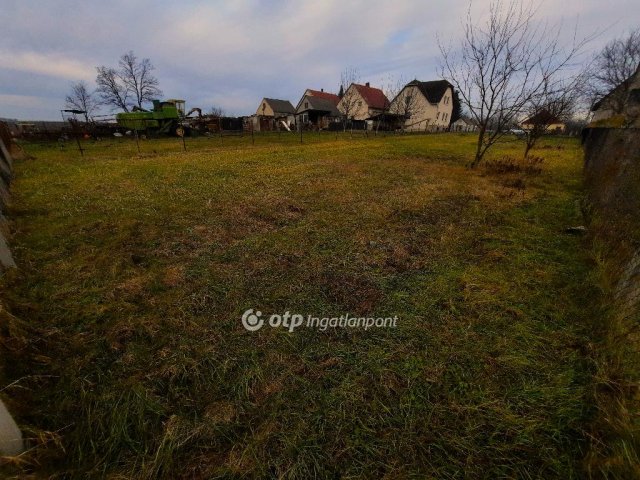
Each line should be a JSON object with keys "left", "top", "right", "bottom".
{"left": 451, "top": 117, "right": 477, "bottom": 133}
{"left": 252, "top": 98, "right": 295, "bottom": 131}
{"left": 337, "top": 82, "right": 389, "bottom": 128}
{"left": 388, "top": 80, "right": 454, "bottom": 132}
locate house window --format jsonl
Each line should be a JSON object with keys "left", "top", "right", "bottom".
{"left": 405, "top": 95, "right": 412, "bottom": 109}
{"left": 305, "top": 102, "right": 308, "bottom": 109}
{"left": 358, "top": 100, "right": 362, "bottom": 107}
{"left": 436, "top": 112, "right": 440, "bottom": 120}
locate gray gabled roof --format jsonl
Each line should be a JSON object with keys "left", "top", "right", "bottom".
{"left": 263, "top": 98, "right": 295, "bottom": 114}
{"left": 296, "top": 95, "right": 341, "bottom": 116}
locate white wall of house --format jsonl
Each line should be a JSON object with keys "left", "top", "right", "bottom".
{"left": 337, "top": 86, "right": 368, "bottom": 121}
{"left": 255, "top": 100, "right": 275, "bottom": 117}
{"left": 451, "top": 119, "right": 477, "bottom": 132}
{"left": 390, "top": 85, "right": 453, "bottom": 132}
{"left": 520, "top": 121, "right": 566, "bottom": 133}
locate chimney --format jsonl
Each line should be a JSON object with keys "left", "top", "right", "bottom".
{"left": 321, "top": 88, "right": 324, "bottom": 92}
{"left": 365, "top": 82, "right": 370, "bottom": 87}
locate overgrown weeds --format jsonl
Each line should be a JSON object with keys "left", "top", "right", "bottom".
{"left": 0, "top": 134, "right": 607, "bottom": 478}
{"left": 581, "top": 181, "right": 640, "bottom": 478}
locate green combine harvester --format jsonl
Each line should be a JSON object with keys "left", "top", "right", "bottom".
{"left": 116, "top": 99, "right": 191, "bottom": 136}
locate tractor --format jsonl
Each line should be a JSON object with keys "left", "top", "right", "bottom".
{"left": 116, "top": 99, "right": 199, "bottom": 136}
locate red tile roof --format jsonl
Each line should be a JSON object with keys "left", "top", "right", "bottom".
{"left": 307, "top": 89, "right": 340, "bottom": 105}
{"left": 353, "top": 84, "right": 389, "bottom": 110}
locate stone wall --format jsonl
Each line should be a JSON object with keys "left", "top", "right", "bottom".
{"left": 0, "top": 128, "right": 22, "bottom": 457}
{"left": 583, "top": 128, "right": 640, "bottom": 316}
{"left": 582, "top": 126, "right": 640, "bottom": 476}
{"left": 0, "top": 126, "right": 16, "bottom": 273}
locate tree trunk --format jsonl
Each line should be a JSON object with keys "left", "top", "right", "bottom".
{"left": 471, "top": 127, "right": 487, "bottom": 168}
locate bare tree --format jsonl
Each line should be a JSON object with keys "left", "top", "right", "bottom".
{"left": 96, "top": 51, "right": 162, "bottom": 112}
{"left": 522, "top": 81, "right": 575, "bottom": 157}
{"left": 118, "top": 51, "right": 162, "bottom": 109}
{"left": 376, "top": 74, "right": 400, "bottom": 132}
{"left": 439, "top": 0, "right": 590, "bottom": 167}
{"left": 579, "top": 28, "right": 640, "bottom": 113}
{"left": 96, "top": 66, "right": 129, "bottom": 112}
{"left": 65, "top": 81, "right": 98, "bottom": 123}
{"left": 209, "top": 106, "right": 226, "bottom": 117}
{"left": 387, "top": 76, "right": 423, "bottom": 132}
{"left": 338, "top": 66, "right": 361, "bottom": 131}
{"left": 451, "top": 89, "right": 463, "bottom": 123}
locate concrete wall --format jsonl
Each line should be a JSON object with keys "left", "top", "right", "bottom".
{"left": 583, "top": 127, "right": 640, "bottom": 317}
{"left": 582, "top": 126, "right": 640, "bottom": 474}
{"left": 0, "top": 127, "right": 23, "bottom": 457}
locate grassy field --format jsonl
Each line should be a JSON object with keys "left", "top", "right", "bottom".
{"left": 0, "top": 132, "right": 600, "bottom": 478}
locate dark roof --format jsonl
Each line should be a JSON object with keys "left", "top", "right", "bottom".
{"left": 263, "top": 98, "right": 295, "bottom": 114}
{"left": 297, "top": 95, "right": 341, "bottom": 116}
{"left": 522, "top": 109, "right": 562, "bottom": 125}
{"left": 592, "top": 64, "right": 640, "bottom": 111}
{"left": 352, "top": 84, "right": 389, "bottom": 109}
{"left": 406, "top": 79, "right": 453, "bottom": 104}
{"left": 307, "top": 89, "right": 341, "bottom": 105}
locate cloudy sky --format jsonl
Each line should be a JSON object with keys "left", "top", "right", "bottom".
{"left": 0, "top": 0, "right": 638, "bottom": 120}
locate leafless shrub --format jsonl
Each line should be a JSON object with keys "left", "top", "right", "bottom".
{"left": 484, "top": 155, "right": 544, "bottom": 175}
{"left": 64, "top": 81, "right": 98, "bottom": 123}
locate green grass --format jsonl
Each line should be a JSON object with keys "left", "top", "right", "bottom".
{"left": 0, "top": 133, "right": 600, "bottom": 478}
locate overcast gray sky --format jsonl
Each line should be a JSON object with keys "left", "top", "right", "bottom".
{"left": 0, "top": 0, "right": 638, "bottom": 120}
